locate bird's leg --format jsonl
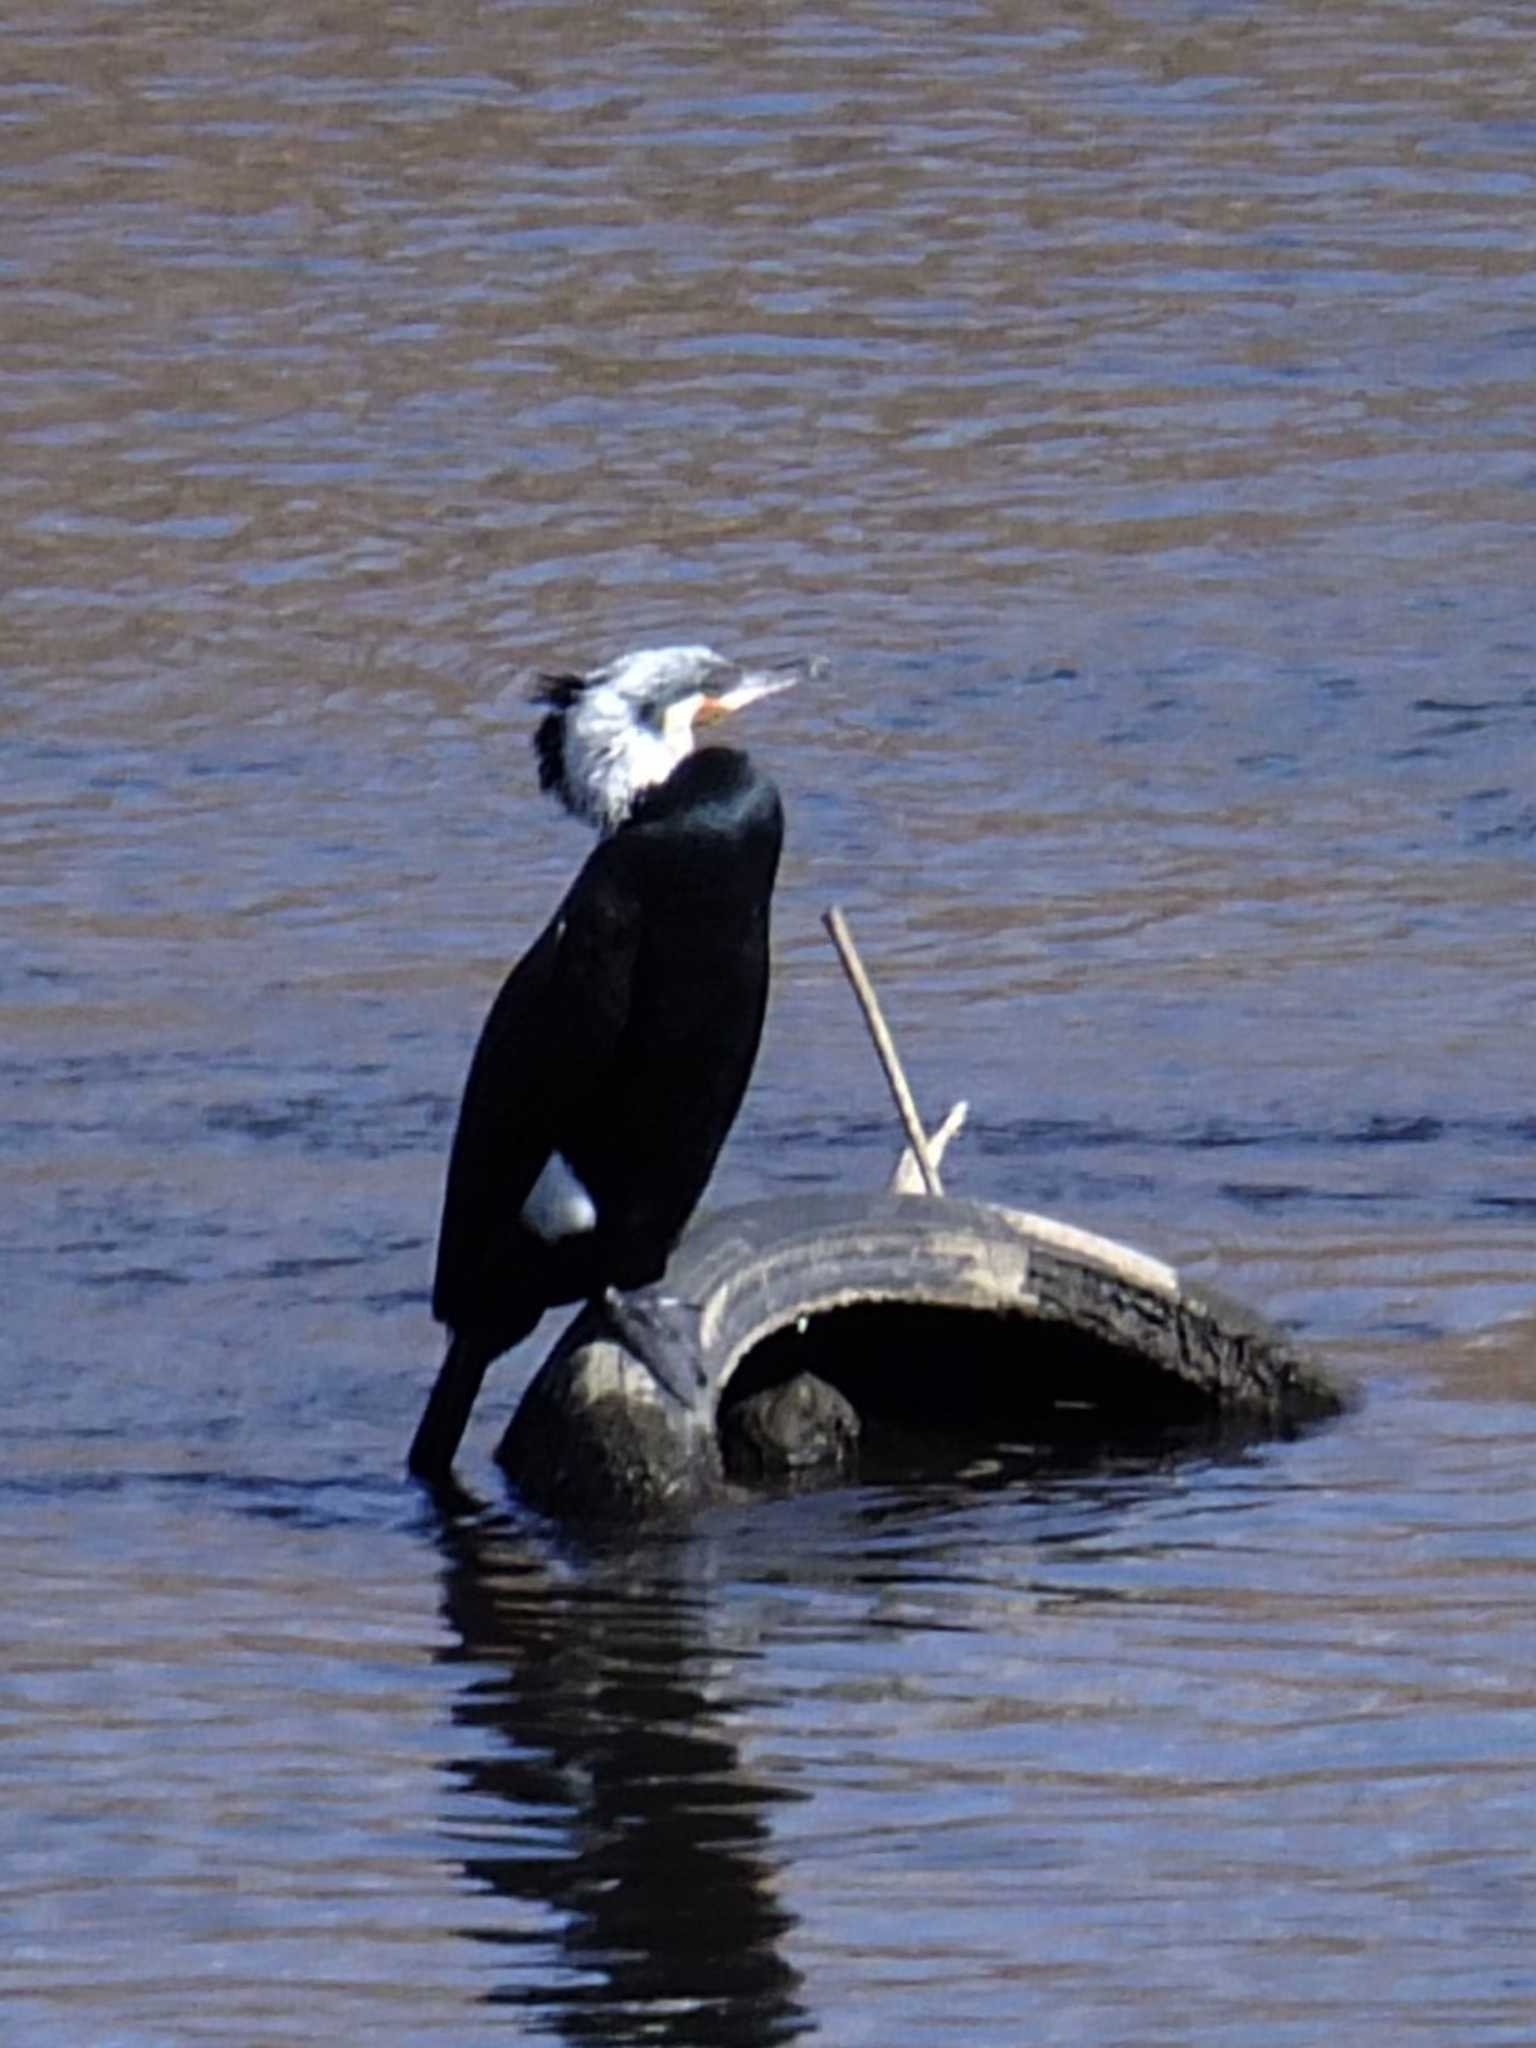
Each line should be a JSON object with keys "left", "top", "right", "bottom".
{"left": 599, "top": 1284, "right": 711, "bottom": 1412}
{"left": 408, "top": 1334, "right": 494, "bottom": 1482}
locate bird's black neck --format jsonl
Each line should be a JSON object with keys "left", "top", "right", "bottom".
{"left": 624, "top": 746, "right": 769, "bottom": 834}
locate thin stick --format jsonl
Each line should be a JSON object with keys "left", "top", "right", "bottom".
{"left": 890, "top": 1098, "right": 967, "bottom": 1195}
{"left": 822, "top": 905, "right": 944, "bottom": 1197}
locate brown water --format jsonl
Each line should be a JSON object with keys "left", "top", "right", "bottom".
{"left": 5, "top": 3, "right": 1536, "bottom": 2041}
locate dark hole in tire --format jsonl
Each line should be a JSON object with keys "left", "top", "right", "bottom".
{"left": 718, "top": 1301, "right": 1250, "bottom": 1486}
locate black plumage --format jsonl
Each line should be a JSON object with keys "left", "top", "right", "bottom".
{"left": 408, "top": 720, "right": 786, "bottom": 1483}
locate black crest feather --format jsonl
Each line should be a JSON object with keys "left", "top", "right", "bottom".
{"left": 531, "top": 673, "right": 585, "bottom": 796}
{"left": 532, "top": 672, "right": 586, "bottom": 711}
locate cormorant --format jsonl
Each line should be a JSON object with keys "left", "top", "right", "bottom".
{"left": 408, "top": 644, "right": 803, "bottom": 1483}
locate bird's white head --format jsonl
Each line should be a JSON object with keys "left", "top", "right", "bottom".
{"left": 533, "top": 644, "right": 807, "bottom": 832}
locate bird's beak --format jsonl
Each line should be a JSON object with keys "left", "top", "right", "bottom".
{"left": 695, "top": 656, "right": 819, "bottom": 724}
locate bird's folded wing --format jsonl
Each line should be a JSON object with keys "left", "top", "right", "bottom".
{"left": 430, "top": 840, "right": 641, "bottom": 1323}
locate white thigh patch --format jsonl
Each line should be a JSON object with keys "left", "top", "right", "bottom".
{"left": 521, "top": 1152, "right": 599, "bottom": 1240}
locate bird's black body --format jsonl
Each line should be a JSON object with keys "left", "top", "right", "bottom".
{"left": 409, "top": 744, "right": 783, "bottom": 1479}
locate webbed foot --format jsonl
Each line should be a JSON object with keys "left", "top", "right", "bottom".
{"left": 599, "top": 1285, "right": 711, "bottom": 1412}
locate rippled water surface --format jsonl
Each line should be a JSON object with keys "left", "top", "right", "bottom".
{"left": 5, "top": 3, "right": 1536, "bottom": 2042}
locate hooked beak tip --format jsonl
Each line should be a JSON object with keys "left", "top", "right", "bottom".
{"left": 698, "top": 656, "right": 821, "bottom": 722}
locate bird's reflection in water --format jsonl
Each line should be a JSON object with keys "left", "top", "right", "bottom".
{"left": 432, "top": 1510, "right": 810, "bottom": 2048}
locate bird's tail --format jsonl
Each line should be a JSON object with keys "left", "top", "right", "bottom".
{"left": 408, "top": 1334, "right": 493, "bottom": 1483}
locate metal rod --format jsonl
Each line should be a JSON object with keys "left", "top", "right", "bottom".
{"left": 822, "top": 905, "right": 944, "bottom": 1197}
